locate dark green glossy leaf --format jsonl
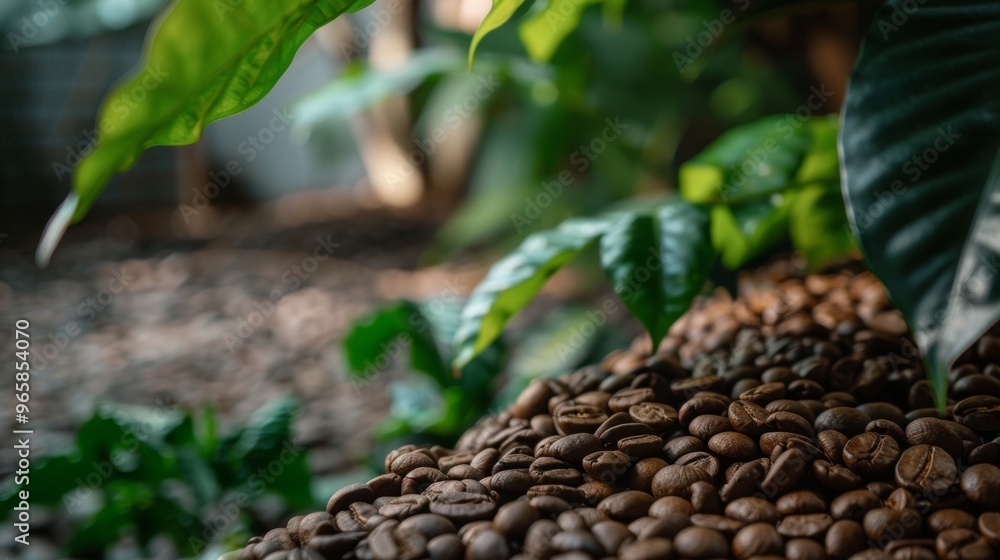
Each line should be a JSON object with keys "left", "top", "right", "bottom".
{"left": 38, "top": 0, "right": 375, "bottom": 265}
{"left": 840, "top": 0, "right": 1000, "bottom": 408}
{"left": 453, "top": 217, "right": 612, "bottom": 368}
{"left": 343, "top": 301, "right": 452, "bottom": 388}
{"left": 599, "top": 203, "right": 714, "bottom": 351}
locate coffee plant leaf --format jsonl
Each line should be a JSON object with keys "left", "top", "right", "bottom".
{"left": 344, "top": 301, "right": 454, "bottom": 389}
{"left": 518, "top": 0, "right": 600, "bottom": 62}
{"left": 453, "top": 217, "right": 613, "bottom": 368}
{"left": 709, "top": 196, "right": 792, "bottom": 269}
{"left": 599, "top": 203, "right": 714, "bottom": 351}
{"left": 840, "top": 0, "right": 1000, "bottom": 409}
{"left": 789, "top": 183, "right": 855, "bottom": 269}
{"left": 37, "top": 0, "right": 375, "bottom": 266}
{"left": 469, "top": 0, "right": 530, "bottom": 67}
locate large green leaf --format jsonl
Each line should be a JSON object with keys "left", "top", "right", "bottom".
{"left": 469, "top": 0, "right": 531, "bottom": 67}
{"left": 452, "top": 217, "right": 612, "bottom": 368}
{"left": 840, "top": 0, "right": 1000, "bottom": 408}
{"left": 599, "top": 203, "right": 714, "bottom": 351}
{"left": 38, "top": 0, "right": 375, "bottom": 266}
{"left": 344, "top": 301, "right": 453, "bottom": 388}
{"left": 518, "top": 0, "right": 601, "bottom": 62}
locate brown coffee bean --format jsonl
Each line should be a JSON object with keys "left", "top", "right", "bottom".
{"left": 690, "top": 513, "right": 744, "bottom": 536}
{"left": 428, "top": 492, "right": 496, "bottom": 524}
{"left": 732, "top": 522, "right": 783, "bottom": 560}
{"left": 489, "top": 469, "right": 532, "bottom": 494}
{"left": 979, "top": 512, "right": 1000, "bottom": 546}
{"left": 760, "top": 447, "right": 809, "bottom": 497}
{"left": 767, "top": 399, "right": 817, "bottom": 424}
{"left": 554, "top": 404, "right": 608, "bottom": 435}
{"left": 526, "top": 484, "right": 585, "bottom": 503}
{"left": 864, "top": 507, "right": 922, "bottom": 546}
{"left": 905, "top": 417, "right": 964, "bottom": 460}
{"left": 725, "top": 497, "right": 781, "bottom": 524}
{"left": 628, "top": 402, "right": 678, "bottom": 432}
{"left": 671, "top": 376, "right": 726, "bottom": 399}
{"left": 618, "top": 538, "right": 675, "bottom": 560}
{"left": 842, "top": 432, "right": 900, "bottom": 477}
{"left": 529, "top": 495, "right": 573, "bottom": 517}
{"left": 609, "top": 387, "right": 656, "bottom": 413}
{"left": 649, "top": 496, "right": 695, "bottom": 518}
{"left": 327, "top": 483, "right": 375, "bottom": 515}
{"left": 466, "top": 529, "right": 509, "bottom": 560}
{"left": 960, "top": 463, "right": 1000, "bottom": 506}
{"left": 759, "top": 431, "right": 813, "bottom": 456}
{"left": 547, "top": 434, "right": 603, "bottom": 464}
{"left": 895, "top": 445, "right": 958, "bottom": 497}
{"left": 663, "top": 435, "right": 707, "bottom": 461}
{"left": 593, "top": 412, "right": 633, "bottom": 439}
{"left": 728, "top": 399, "right": 772, "bottom": 438}
{"left": 402, "top": 467, "right": 448, "bottom": 495}
{"left": 953, "top": 396, "right": 1000, "bottom": 432}
{"left": 598, "top": 422, "right": 654, "bottom": 447}
{"left": 927, "top": 509, "right": 978, "bottom": 534}
{"left": 591, "top": 520, "right": 633, "bottom": 554}
{"left": 768, "top": 410, "right": 817, "bottom": 437}
{"left": 819, "top": 430, "right": 849, "bottom": 463}
{"left": 830, "top": 489, "right": 882, "bottom": 521}
{"left": 511, "top": 380, "right": 554, "bottom": 419}
{"left": 493, "top": 500, "right": 539, "bottom": 539}
{"left": 721, "top": 458, "right": 770, "bottom": 502}
{"left": 815, "top": 407, "right": 872, "bottom": 436}
{"left": 777, "top": 513, "right": 833, "bottom": 539}
{"left": 582, "top": 451, "right": 632, "bottom": 484}
{"left": 826, "top": 519, "right": 867, "bottom": 560}
{"left": 579, "top": 481, "right": 615, "bottom": 505}
{"left": 786, "top": 537, "right": 826, "bottom": 560}
{"left": 597, "top": 490, "right": 655, "bottom": 522}
{"left": 776, "top": 490, "right": 827, "bottom": 515}
{"left": 708, "top": 431, "right": 756, "bottom": 459}
{"left": 391, "top": 451, "right": 438, "bottom": 476}
{"left": 627, "top": 458, "right": 667, "bottom": 493}
{"left": 739, "top": 382, "right": 787, "bottom": 405}
{"left": 652, "top": 464, "right": 712, "bottom": 499}
{"left": 813, "top": 459, "right": 864, "bottom": 492}
{"left": 398, "top": 513, "right": 456, "bottom": 540}
{"left": 969, "top": 442, "right": 1000, "bottom": 465}
{"left": 935, "top": 528, "right": 993, "bottom": 560}
{"left": 673, "top": 526, "right": 729, "bottom": 559}
{"left": 689, "top": 481, "right": 722, "bottom": 514}
{"left": 617, "top": 433, "right": 664, "bottom": 457}
{"left": 687, "top": 414, "right": 733, "bottom": 440}
{"left": 679, "top": 394, "right": 729, "bottom": 426}
{"left": 380, "top": 495, "right": 431, "bottom": 520}
{"left": 306, "top": 532, "right": 367, "bottom": 558}
{"left": 674, "top": 451, "right": 721, "bottom": 479}
{"left": 427, "top": 534, "right": 463, "bottom": 560}
{"left": 524, "top": 519, "right": 559, "bottom": 558}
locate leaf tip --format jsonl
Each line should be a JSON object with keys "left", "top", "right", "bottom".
{"left": 36, "top": 193, "right": 79, "bottom": 269}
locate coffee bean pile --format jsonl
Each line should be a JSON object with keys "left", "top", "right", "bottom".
{"left": 228, "top": 264, "right": 1000, "bottom": 560}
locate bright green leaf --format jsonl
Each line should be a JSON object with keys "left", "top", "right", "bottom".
{"left": 789, "top": 184, "right": 855, "bottom": 269}
{"left": 518, "top": 0, "right": 600, "bottom": 63}
{"left": 453, "top": 217, "right": 612, "bottom": 368}
{"left": 469, "top": 0, "right": 530, "bottom": 68}
{"left": 38, "top": 0, "right": 376, "bottom": 266}
{"left": 840, "top": 0, "right": 1000, "bottom": 409}
{"left": 599, "top": 203, "right": 714, "bottom": 350}
{"left": 710, "top": 195, "right": 791, "bottom": 269}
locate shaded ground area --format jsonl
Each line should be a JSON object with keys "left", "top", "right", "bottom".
{"left": 0, "top": 204, "right": 487, "bottom": 478}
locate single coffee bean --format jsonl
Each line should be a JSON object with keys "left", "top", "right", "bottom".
{"left": 935, "top": 528, "right": 993, "bottom": 560}
{"left": 524, "top": 519, "right": 560, "bottom": 558}
{"left": 690, "top": 513, "right": 745, "bottom": 536}
{"left": 428, "top": 492, "right": 496, "bottom": 524}
{"left": 671, "top": 376, "right": 726, "bottom": 399}
{"left": 687, "top": 414, "right": 733, "bottom": 440}
{"left": 554, "top": 404, "right": 608, "bottom": 435}
{"left": 725, "top": 497, "right": 781, "bottom": 524}
{"left": 526, "top": 484, "right": 585, "bottom": 503}
{"left": 663, "top": 435, "right": 707, "bottom": 461}
{"left": 767, "top": 399, "right": 817, "bottom": 424}
{"left": 591, "top": 520, "right": 633, "bottom": 554}
{"left": 978, "top": 512, "right": 1000, "bottom": 546}
{"left": 379, "top": 495, "right": 430, "bottom": 520}
{"left": 818, "top": 429, "right": 850, "bottom": 463}
{"left": 617, "top": 433, "right": 664, "bottom": 457}
{"left": 866, "top": 418, "right": 906, "bottom": 445}
{"left": 679, "top": 394, "right": 729, "bottom": 426}
{"left": 608, "top": 387, "right": 656, "bottom": 413}
{"left": 529, "top": 495, "right": 573, "bottom": 517}
{"left": 729, "top": 399, "right": 773, "bottom": 438}
{"left": 826, "top": 519, "right": 867, "bottom": 560}
{"left": 617, "top": 538, "right": 675, "bottom": 560}
{"left": 969, "top": 441, "right": 1000, "bottom": 465}
{"left": 398, "top": 513, "right": 456, "bottom": 540}
{"left": 649, "top": 496, "right": 695, "bottom": 518}
{"left": 652, "top": 464, "right": 712, "bottom": 499}
{"left": 327, "top": 483, "right": 375, "bottom": 515}
{"left": 959, "top": 463, "right": 1000, "bottom": 506}
{"left": 830, "top": 489, "right": 882, "bottom": 521}
{"left": 402, "top": 467, "right": 448, "bottom": 495}
{"left": 628, "top": 402, "right": 678, "bottom": 433}
{"left": 953, "top": 395, "right": 1000, "bottom": 432}
{"left": 426, "top": 534, "right": 463, "bottom": 560}
{"left": 674, "top": 451, "right": 721, "bottom": 479}
{"left": 815, "top": 407, "right": 872, "bottom": 436}
{"left": 306, "top": 532, "right": 367, "bottom": 558}
{"left": 708, "top": 431, "right": 756, "bottom": 459}
{"left": 720, "top": 458, "right": 769, "bottom": 502}
{"left": 776, "top": 490, "right": 827, "bottom": 515}
{"left": 493, "top": 500, "right": 539, "bottom": 539}
{"left": 465, "top": 529, "right": 510, "bottom": 560}
{"left": 492, "top": 453, "right": 534, "bottom": 474}
{"left": 864, "top": 507, "right": 922, "bottom": 545}
{"left": 510, "top": 380, "right": 554, "bottom": 419}
{"left": 842, "top": 432, "right": 900, "bottom": 477}
{"left": 785, "top": 537, "right": 826, "bottom": 560}
{"left": 777, "top": 513, "right": 833, "bottom": 539}
{"left": 895, "top": 445, "right": 958, "bottom": 497}
{"left": 927, "top": 509, "right": 978, "bottom": 534}
{"left": 582, "top": 451, "right": 632, "bottom": 484}
{"left": 812, "top": 459, "right": 863, "bottom": 492}
{"left": 760, "top": 447, "right": 808, "bottom": 497}
{"left": 547, "top": 434, "right": 603, "bottom": 464}
{"left": 598, "top": 422, "right": 654, "bottom": 447}
{"left": 489, "top": 469, "right": 533, "bottom": 494}
{"left": 579, "top": 481, "right": 615, "bottom": 505}
{"left": 732, "top": 522, "right": 783, "bottom": 560}
{"left": 857, "top": 402, "right": 907, "bottom": 428}
{"left": 689, "top": 481, "right": 722, "bottom": 514}
{"left": 739, "top": 382, "right": 787, "bottom": 405}
{"left": 627, "top": 458, "right": 667, "bottom": 493}
{"left": 767, "top": 410, "right": 816, "bottom": 437}
{"left": 597, "top": 490, "right": 655, "bottom": 523}
{"left": 391, "top": 451, "right": 438, "bottom": 476}
{"left": 673, "top": 526, "right": 729, "bottom": 559}
{"left": 759, "top": 431, "right": 812, "bottom": 456}
{"left": 905, "top": 417, "right": 964, "bottom": 460}
{"left": 528, "top": 457, "right": 583, "bottom": 486}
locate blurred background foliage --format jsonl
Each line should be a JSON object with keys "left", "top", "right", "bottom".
{"left": 0, "top": 0, "right": 866, "bottom": 556}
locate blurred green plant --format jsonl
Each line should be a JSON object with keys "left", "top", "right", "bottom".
{"left": 1, "top": 396, "right": 313, "bottom": 559}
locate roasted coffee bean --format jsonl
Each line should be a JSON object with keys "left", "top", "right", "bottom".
{"left": 597, "top": 490, "right": 655, "bottom": 523}
{"left": 767, "top": 410, "right": 816, "bottom": 437}
{"left": 826, "top": 519, "right": 867, "bottom": 560}
{"left": 673, "top": 526, "right": 729, "bottom": 559}
{"left": 864, "top": 507, "right": 922, "bottom": 545}
{"left": 427, "top": 493, "right": 496, "bottom": 524}
{"left": 628, "top": 402, "right": 678, "bottom": 432}
{"left": 617, "top": 538, "right": 674, "bottom": 560}
{"left": 492, "top": 453, "right": 534, "bottom": 473}
{"left": 776, "top": 490, "right": 827, "bottom": 515}
{"left": 591, "top": 520, "right": 634, "bottom": 554}
{"left": 815, "top": 407, "right": 872, "bottom": 436}
{"left": 819, "top": 429, "right": 850, "bottom": 463}
{"left": 529, "top": 457, "right": 583, "bottom": 486}
{"left": 598, "top": 422, "right": 653, "bottom": 447}
{"left": 465, "top": 529, "right": 509, "bottom": 560}
{"left": 679, "top": 394, "right": 729, "bottom": 426}
{"left": 813, "top": 459, "right": 863, "bottom": 492}
{"left": 687, "top": 414, "right": 733, "bottom": 440}
{"left": 674, "top": 451, "right": 721, "bottom": 479}
{"left": 895, "top": 445, "right": 958, "bottom": 497}
{"left": 725, "top": 497, "right": 781, "bottom": 524}
{"left": 526, "top": 484, "right": 585, "bottom": 503}
{"left": 671, "top": 376, "right": 726, "bottom": 399}
{"left": 760, "top": 447, "right": 808, "bottom": 496}
{"left": 327, "top": 483, "right": 375, "bottom": 515}
{"left": 689, "top": 481, "right": 722, "bottom": 514}
{"left": 579, "top": 481, "right": 615, "bottom": 504}
{"left": 969, "top": 441, "right": 1000, "bottom": 465}
{"left": 777, "top": 513, "right": 833, "bottom": 539}
{"left": 652, "top": 464, "right": 712, "bottom": 499}
{"left": 786, "top": 538, "right": 826, "bottom": 560}
{"left": 649, "top": 496, "right": 695, "bottom": 518}
{"left": 739, "top": 382, "right": 787, "bottom": 405}
{"left": 978, "top": 512, "right": 1000, "bottom": 546}
{"left": 546, "top": 434, "right": 603, "bottom": 464}
{"left": 935, "top": 528, "right": 993, "bottom": 560}
{"left": 554, "top": 404, "right": 608, "bottom": 435}
{"left": 609, "top": 387, "right": 656, "bottom": 412}
{"left": 857, "top": 402, "right": 907, "bottom": 428}
{"left": 426, "top": 534, "right": 463, "bottom": 560}
{"left": 306, "top": 532, "right": 367, "bottom": 558}
{"left": 954, "top": 395, "right": 1000, "bottom": 432}
{"left": 524, "top": 519, "right": 560, "bottom": 558}
{"left": 721, "top": 458, "right": 769, "bottom": 502}
{"left": 867, "top": 418, "right": 906, "bottom": 445}
{"left": 732, "top": 522, "right": 783, "bottom": 560}
{"left": 398, "top": 513, "right": 456, "bottom": 540}
{"left": 759, "top": 431, "right": 812, "bottom": 456}
{"left": 729, "top": 399, "right": 772, "bottom": 438}
{"left": 767, "top": 399, "right": 817, "bottom": 424}
{"left": 626, "top": 458, "right": 666, "bottom": 493}
{"left": 529, "top": 495, "right": 573, "bottom": 517}
{"left": 489, "top": 469, "right": 533, "bottom": 494}
{"left": 582, "top": 451, "right": 632, "bottom": 484}
{"left": 379, "top": 495, "right": 430, "bottom": 520}
{"left": 690, "top": 513, "right": 745, "bottom": 536}
{"left": 617, "top": 433, "right": 663, "bottom": 457}
{"left": 391, "top": 451, "right": 438, "bottom": 476}
{"left": 928, "top": 509, "right": 978, "bottom": 534}
{"left": 550, "top": 530, "right": 604, "bottom": 557}
{"left": 492, "top": 500, "right": 538, "bottom": 539}
{"left": 960, "top": 463, "right": 1000, "bottom": 506}
{"left": 905, "top": 417, "right": 964, "bottom": 460}
{"left": 842, "top": 432, "right": 900, "bottom": 477}
{"left": 830, "top": 489, "right": 882, "bottom": 521}
{"left": 708, "top": 431, "right": 756, "bottom": 459}
{"left": 662, "top": 435, "right": 707, "bottom": 461}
